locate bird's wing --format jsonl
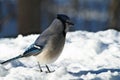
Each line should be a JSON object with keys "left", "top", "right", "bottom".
{"left": 22, "top": 44, "right": 44, "bottom": 57}
{"left": 23, "top": 32, "right": 50, "bottom": 57}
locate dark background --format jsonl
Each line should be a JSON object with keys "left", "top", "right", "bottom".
{"left": 0, "top": 0, "right": 120, "bottom": 37}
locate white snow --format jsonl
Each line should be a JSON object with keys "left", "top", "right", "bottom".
{"left": 0, "top": 29, "right": 120, "bottom": 80}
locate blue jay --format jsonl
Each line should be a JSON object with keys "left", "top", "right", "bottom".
{"left": 0, "top": 14, "right": 74, "bottom": 72}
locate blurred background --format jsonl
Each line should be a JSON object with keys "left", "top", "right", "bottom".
{"left": 0, "top": 0, "right": 120, "bottom": 37}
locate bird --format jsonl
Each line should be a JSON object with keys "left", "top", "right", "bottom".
{"left": 0, "top": 14, "right": 74, "bottom": 72}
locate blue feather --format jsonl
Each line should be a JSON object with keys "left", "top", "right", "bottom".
{"left": 23, "top": 44, "right": 43, "bottom": 57}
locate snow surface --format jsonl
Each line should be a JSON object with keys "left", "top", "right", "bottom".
{"left": 0, "top": 29, "right": 120, "bottom": 80}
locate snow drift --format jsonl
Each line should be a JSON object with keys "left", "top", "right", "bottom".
{"left": 0, "top": 29, "right": 120, "bottom": 80}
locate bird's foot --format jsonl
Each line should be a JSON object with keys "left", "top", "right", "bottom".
{"left": 37, "top": 63, "right": 55, "bottom": 73}
{"left": 45, "top": 65, "right": 55, "bottom": 73}
{"left": 45, "top": 70, "right": 55, "bottom": 73}
{"left": 37, "top": 62, "right": 43, "bottom": 72}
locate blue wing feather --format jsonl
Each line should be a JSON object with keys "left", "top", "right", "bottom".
{"left": 23, "top": 44, "right": 43, "bottom": 57}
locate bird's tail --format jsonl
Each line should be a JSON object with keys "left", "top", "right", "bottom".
{"left": 0, "top": 55, "right": 23, "bottom": 64}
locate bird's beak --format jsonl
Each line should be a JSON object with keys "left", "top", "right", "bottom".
{"left": 66, "top": 20, "right": 74, "bottom": 26}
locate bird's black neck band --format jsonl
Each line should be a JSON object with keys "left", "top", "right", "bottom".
{"left": 57, "top": 18, "right": 66, "bottom": 37}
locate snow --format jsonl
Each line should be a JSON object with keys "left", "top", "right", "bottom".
{"left": 0, "top": 29, "right": 120, "bottom": 80}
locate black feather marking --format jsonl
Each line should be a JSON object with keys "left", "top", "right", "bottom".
{"left": 57, "top": 14, "right": 69, "bottom": 37}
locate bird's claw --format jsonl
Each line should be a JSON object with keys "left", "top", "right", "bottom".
{"left": 45, "top": 70, "right": 55, "bottom": 73}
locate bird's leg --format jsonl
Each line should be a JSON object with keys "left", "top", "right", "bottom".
{"left": 37, "top": 62, "right": 43, "bottom": 72}
{"left": 45, "top": 65, "right": 51, "bottom": 73}
{"left": 45, "top": 65, "right": 55, "bottom": 73}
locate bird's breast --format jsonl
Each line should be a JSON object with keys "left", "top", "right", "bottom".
{"left": 36, "top": 34, "right": 65, "bottom": 64}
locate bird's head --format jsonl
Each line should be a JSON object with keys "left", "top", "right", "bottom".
{"left": 57, "top": 14, "right": 74, "bottom": 32}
